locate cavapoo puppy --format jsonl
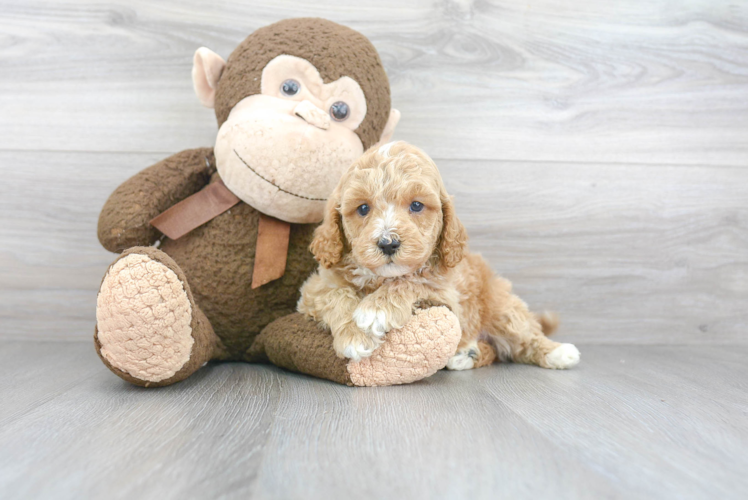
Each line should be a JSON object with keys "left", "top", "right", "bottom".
{"left": 298, "top": 141, "right": 580, "bottom": 370}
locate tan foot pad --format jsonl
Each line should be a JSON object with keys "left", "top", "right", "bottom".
{"left": 96, "top": 253, "right": 194, "bottom": 382}
{"left": 347, "top": 306, "right": 461, "bottom": 387}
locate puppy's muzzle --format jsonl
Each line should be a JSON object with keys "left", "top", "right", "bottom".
{"left": 377, "top": 238, "right": 400, "bottom": 256}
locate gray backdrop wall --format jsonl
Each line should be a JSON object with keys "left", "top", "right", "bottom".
{"left": 1, "top": 0, "right": 746, "bottom": 344}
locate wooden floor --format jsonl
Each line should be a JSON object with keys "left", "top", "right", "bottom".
{"left": 0, "top": 341, "right": 746, "bottom": 499}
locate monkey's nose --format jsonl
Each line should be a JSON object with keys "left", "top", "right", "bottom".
{"left": 293, "top": 100, "right": 330, "bottom": 130}
{"left": 378, "top": 238, "right": 400, "bottom": 256}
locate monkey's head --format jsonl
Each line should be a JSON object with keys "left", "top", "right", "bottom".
{"left": 192, "top": 18, "right": 400, "bottom": 224}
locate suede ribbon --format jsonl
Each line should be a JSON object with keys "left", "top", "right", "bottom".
{"left": 150, "top": 180, "right": 291, "bottom": 288}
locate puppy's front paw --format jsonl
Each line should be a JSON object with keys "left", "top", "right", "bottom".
{"left": 545, "top": 343, "right": 581, "bottom": 369}
{"left": 353, "top": 305, "right": 390, "bottom": 338}
{"left": 333, "top": 326, "right": 381, "bottom": 362}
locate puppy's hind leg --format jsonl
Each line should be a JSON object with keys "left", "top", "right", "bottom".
{"left": 485, "top": 278, "right": 580, "bottom": 369}
{"left": 446, "top": 301, "right": 485, "bottom": 370}
{"left": 474, "top": 340, "right": 498, "bottom": 368}
{"left": 446, "top": 339, "right": 498, "bottom": 370}
{"left": 446, "top": 339, "right": 480, "bottom": 370}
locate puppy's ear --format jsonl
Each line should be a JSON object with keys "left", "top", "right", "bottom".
{"left": 310, "top": 190, "right": 345, "bottom": 268}
{"left": 436, "top": 194, "right": 468, "bottom": 268}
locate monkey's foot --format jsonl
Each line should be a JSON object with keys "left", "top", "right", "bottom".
{"left": 95, "top": 247, "right": 219, "bottom": 387}
{"left": 255, "top": 307, "right": 461, "bottom": 387}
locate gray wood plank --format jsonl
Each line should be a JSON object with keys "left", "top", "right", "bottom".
{"left": 0, "top": 341, "right": 99, "bottom": 425}
{"left": 438, "top": 159, "right": 748, "bottom": 345}
{"left": 477, "top": 345, "right": 748, "bottom": 499}
{"left": 2, "top": 151, "right": 746, "bottom": 344}
{"left": 0, "top": 150, "right": 164, "bottom": 339}
{"left": 251, "top": 369, "right": 616, "bottom": 500}
{"left": 1, "top": 1, "right": 747, "bottom": 165}
{"left": 0, "top": 342, "right": 746, "bottom": 499}
{"left": 0, "top": 349, "right": 283, "bottom": 499}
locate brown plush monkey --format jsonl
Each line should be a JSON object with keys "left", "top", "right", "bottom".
{"left": 94, "top": 18, "right": 460, "bottom": 387}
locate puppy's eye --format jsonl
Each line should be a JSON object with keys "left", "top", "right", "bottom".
{"left": 410, "top": 201, "right": 424, "bottom": 213}
{"left": 357, "top": 204, "right": 370, "bottom": 216}
{"left": 281, "top": 79, "right": 300, "bottom": 96}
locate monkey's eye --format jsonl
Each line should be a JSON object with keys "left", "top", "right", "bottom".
{"left": 357, "top": 204, "right": 370, "bottom": 217}
{"left": 280, "top": 79, "right": 300, "bottom": 96}
{"left": 330, "top": 101, "right": 350, "bottom": 121}
{"left": 410, "top": 201, "right": 424, "bottom": 213}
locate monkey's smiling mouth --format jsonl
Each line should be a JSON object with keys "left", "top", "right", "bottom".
{"left": 233, "top": 150, "right": 327, "bottom": 202}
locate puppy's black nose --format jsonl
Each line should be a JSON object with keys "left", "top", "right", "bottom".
{"left": 378, "top": 238, "right": 400, "bottom": 256}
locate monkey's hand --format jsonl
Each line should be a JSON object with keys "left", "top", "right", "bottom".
{"left": 97, "top": 148, "right": 215, "bottom": 253}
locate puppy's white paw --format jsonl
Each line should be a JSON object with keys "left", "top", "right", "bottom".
{"left": 545, "top": 343, "right": 581, "bottom": 369}
{"left": 446, "top": 352, "right": 475, "bottom": 371}
{"left": 446, "top": 342, "right": 479, "bottom": 371}
{"left": 353, "top": 305, "right": 389, "bottom": 338}
{"left": 342, "top": 342, "right": 376, "bottom": 362}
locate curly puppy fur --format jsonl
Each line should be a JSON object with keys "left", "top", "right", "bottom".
{"left": 297, "top": 142, "right": 580, "bottom": 370}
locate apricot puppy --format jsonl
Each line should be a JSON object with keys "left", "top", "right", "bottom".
{"left": 298, "top": 141, "right": 580, "bottom": 370}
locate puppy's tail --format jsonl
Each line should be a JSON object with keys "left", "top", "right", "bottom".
{"left": 536, "top": 311, "right": 559, "bottom": 336}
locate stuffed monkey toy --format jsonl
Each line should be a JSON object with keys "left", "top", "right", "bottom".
{"left": 94, "top": 18, "right": 460, "bottom": 387}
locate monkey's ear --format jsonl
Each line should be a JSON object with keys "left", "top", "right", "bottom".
{"left": 192, "top": 47, "right": 226, "bottom": 108}
{"left": 375, "top": 108, "right": 401, "bottom": 147}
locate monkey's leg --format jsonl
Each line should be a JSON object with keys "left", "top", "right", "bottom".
{"left": 250, "top": 306, "right": 461, "bottom": 387}
{"left": 95, "top": 247, "right": 226, "bottom": 387}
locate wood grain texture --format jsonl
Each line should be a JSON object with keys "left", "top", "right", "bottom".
{"left": 0, "top": 342, "right": 282, "bottom": 499}
{"left": 0, "top": 0, "right": 747, "bottom": 165}
{"left": 438, "top": 159, "right": 748, "bottom": 344}
{"left": 0, "top": 341, "right": 746, "bottom": 499}
{"left": 0, "top": 151, "right": 164, "bottom": 339}
{"left": 2, "top": 150, "right": 746, "bottom": 343}
{"left": 0, "top": 342, "right": 100, "bottom": 426}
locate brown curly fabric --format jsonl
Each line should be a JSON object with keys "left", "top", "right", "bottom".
{"left": 214, "top": 18, "right": 391, "bottom": 150}
{"left": 158, "top": 194, "right": 318, "bottom": 358}
{"left": 97, "top": 148, "right": 319, "bottom": 360}
{"left": 252, "top": 313, "right": 352, "bottom": 386}
{"left": 97, "top": 148, "right": 216, "bottom": 253}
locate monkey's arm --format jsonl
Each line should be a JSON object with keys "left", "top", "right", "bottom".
{"left": 254, "top": 307, "right": 462, "bottom": 387}
{"left": 97, "top": 147, "right": 216, "bottom": 253}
